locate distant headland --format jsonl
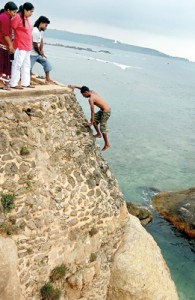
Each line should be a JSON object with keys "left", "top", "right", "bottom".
{"left": 44, "top": 42, "right": 111, "bottom": 54}
{"left": 45, "top": 29, "right": 189, "bottom": 61}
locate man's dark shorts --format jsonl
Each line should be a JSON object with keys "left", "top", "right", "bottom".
{"left": 94, "top": 109, "right": 111, "bottom": 133}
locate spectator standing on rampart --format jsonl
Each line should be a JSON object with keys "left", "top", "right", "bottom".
{"left": 10, "top": 2, "right": 34, "bottom": 89}
{"left": 30, "top": 16, "right": 54, "bottom": 84}
{"left": 0, "top": 1, "right": 18, "bottom": 90}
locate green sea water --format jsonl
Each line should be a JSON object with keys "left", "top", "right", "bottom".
{"left": 34, "top": 38, "right": 195, "bottom": 299}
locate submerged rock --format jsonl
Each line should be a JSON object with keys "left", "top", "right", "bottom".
{"left": 152, "top": 188, "right": 195, "bottom": 238}
{"left": 126, "top": 202, "right": 153, "bottom": 225}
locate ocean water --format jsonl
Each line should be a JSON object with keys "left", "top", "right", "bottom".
{"left": 33, "top": 37, "right": 195, "bottom": 299}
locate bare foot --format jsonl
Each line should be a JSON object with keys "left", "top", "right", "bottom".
{"left": 45, "top": 80, "right": 57, "bottom": 85}
{"left": 94, "top": 134, "right": 101, "bottom": 138}
{"left": 102, "top": 144, "right": 110, "bottom": 151}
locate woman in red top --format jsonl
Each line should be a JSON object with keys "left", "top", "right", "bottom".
{"left": 10, "top": 2, "right": 34, "bottom": 89}
{"left": 0, "top": 1, "right": 18, "bottom": 90}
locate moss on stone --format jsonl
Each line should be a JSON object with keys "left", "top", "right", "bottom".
{"left": 50, "top": 264, "right": 67, "bottom": 282}
{"left": 90, "top": 253, "right": 97, "bottom": 262}
{"left": 40, "top": 283, "right": 61, "bottom": 300}
{"left": 20, "top": 145, "right": 30, "bottom": 156}
{"left": 89, "top": 227, "right": 98, "bottom": 237}
{"left": 0, "top": 193, "right": 16, "bottom": 213}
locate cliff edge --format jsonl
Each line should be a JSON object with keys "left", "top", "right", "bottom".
{"left": 0, "top": 84, "right": 178, "bottom": 299}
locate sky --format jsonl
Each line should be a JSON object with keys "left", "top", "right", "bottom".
{"left": 7, "top": 0, "right": 195, "bottom": 61}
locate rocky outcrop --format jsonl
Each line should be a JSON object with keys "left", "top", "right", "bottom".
{"left": 107, "top": 216, "right": 178, "bottom": 300}
{"left": 0, "top": 86, "right": 178, "bottom": 299}
{"left": 152, "top": 188, "right": 195, "bottom": 238}
{"left": 126, "top": 202, "right": 153, "bottom": 225}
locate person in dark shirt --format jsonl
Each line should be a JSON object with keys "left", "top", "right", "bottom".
{"left": 0, "top": 1, "right": 18, "bottom": 90}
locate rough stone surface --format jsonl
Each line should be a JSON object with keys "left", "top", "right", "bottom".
{"left": 152, "top": 188, "right": 195, "bottom": 238}
{"left": 0, "top": 87, "right": 178, "bottom": 300}
{"left": 107, "top": 216, "right": 178, "bottom": 300}
{"left": 0, "top": 237, "right": 22, "bottom": 300}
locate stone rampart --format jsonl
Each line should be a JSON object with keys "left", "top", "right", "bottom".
{"left": 0, "top": 87, "right": 178, "bottom": 299}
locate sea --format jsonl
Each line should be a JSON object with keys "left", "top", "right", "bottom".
{"left": 33, "top": 37, "right": 195, "bottom": 300}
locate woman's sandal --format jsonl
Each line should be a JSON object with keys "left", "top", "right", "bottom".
{"left": 11, "top": 86, "right": 24, "bottom": 89}
{"left": 22, "top": 85, "right": 35, "bottom": 88}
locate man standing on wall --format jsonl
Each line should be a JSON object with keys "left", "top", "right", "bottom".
{"left": 30, "top": 16, "right": 54, "bottom": 84}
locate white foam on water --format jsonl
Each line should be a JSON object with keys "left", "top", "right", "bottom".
{"left": 113, "top": 62, "right": 130, "bottom": 70}
{"left": 95, "top": 58, "right": 139, "bottom": 70}
{"left": 84, "top": 56, "right": 140, "bottom": 70}
{"left": 83, "top": 57, "right": 137, "bottom": 70}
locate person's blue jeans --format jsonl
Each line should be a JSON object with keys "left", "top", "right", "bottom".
{"left": 30, "top": 55, "right": 52, "bottom": 75}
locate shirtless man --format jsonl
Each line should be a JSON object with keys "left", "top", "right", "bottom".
{"left": 68, "top": 85, "right": 111, "bottom": 151}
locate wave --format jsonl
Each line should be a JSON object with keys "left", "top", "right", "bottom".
{"left": 87, "top": 57, "right": 140, "bottom": 70}
{"left": 136, "top": 186, "right": 160, "bottom": 202}
{"left": 96, "top": 58, "right": 132, "bottom": 70}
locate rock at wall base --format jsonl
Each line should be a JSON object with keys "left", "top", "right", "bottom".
{"left": 107, "top": 216, "right": 178, "bottom": 300}
{"left": 126, "top": 202, "right": 153, "bottom": 225}
{"left": 152, "top": 188, "right": 195, "bottom": 238}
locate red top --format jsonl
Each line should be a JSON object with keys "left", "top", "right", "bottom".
{"left": 11, "top": 13, "right": 32, "bottom": 51}
{"left": 0, "top": 11, "right": 12, "bottom": 48}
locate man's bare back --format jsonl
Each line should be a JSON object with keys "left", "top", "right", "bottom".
{"left": 68, "top": 85, "right": 111, "bottom": 151}
{"left": 89, "top": 91, "right": 110, "bottom": 111}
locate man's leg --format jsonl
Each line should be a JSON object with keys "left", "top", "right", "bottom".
{"left": 102, "top": 132, "right": 110, "bottom": 151}
{"left": 45, "top": 71, "right": 50, "bottom": 82}
{"left": 93, "top": 122, "right": 101, "bottom": 138}
{"left": 30, "top": 55, "right": 38, "bottom": 77}
{"left": 93, "top": 110, "right": 102, "bottom": 138}
{"left": 100, "top": 110, "right": 111, "bottom": 151}
{"left": 37, "top": 56, "right": 52, "bottom": 82}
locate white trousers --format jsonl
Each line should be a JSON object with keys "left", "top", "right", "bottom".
{"left": 10, "top": 49, "right": 31, "bottom": 87}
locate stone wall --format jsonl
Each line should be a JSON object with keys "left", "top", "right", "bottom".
{"left": 0, "top": 90, "right": 178, "bottom": 299}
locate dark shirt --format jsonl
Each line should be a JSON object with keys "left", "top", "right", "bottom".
{"left": 0, "top": 11, "right": 12, "bottom": 48}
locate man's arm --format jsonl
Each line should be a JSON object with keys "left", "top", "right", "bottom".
{"left": 33, "top": 42, "right": 42, "bottom": 55}
{"left": 40, "top": 38, "right": 43, "bottom": 52}
{"left": 39, "top": 39, "right": 46, "bottom": 57}
{"left": 88, "top": 98, "right": 95, "bottom": 125}
{"left": 68, "top": 85, "right": 82, "bottom": 91}
{"left": 33, "top": 39, "right": 45, "bottom": 57}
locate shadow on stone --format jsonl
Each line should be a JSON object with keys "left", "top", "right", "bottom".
{"left": 126, "top": 201, "right": 153, "bottom": 225}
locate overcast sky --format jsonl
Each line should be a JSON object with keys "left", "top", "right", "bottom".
{"left": 11, "top": 0, "right": 195, "bottom": 60}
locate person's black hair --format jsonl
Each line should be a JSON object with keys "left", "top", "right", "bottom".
{"left": 0, "top": 1, "right": 18, "bottom": 14}
{"left": 18, "top": 2, "right": 34, "bottom": 27}
{"left": 34, "top": 16, "right": 50, "bottom": 28}
{"left": 80, "top": 86, "right": 90, "bottom": 94}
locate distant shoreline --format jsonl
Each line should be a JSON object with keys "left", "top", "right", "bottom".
{"left": 45, "top": 29, "right": 190, "bottom": 61}
{"left": 44, "top": 42, "right": 111, "bottom": 54}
